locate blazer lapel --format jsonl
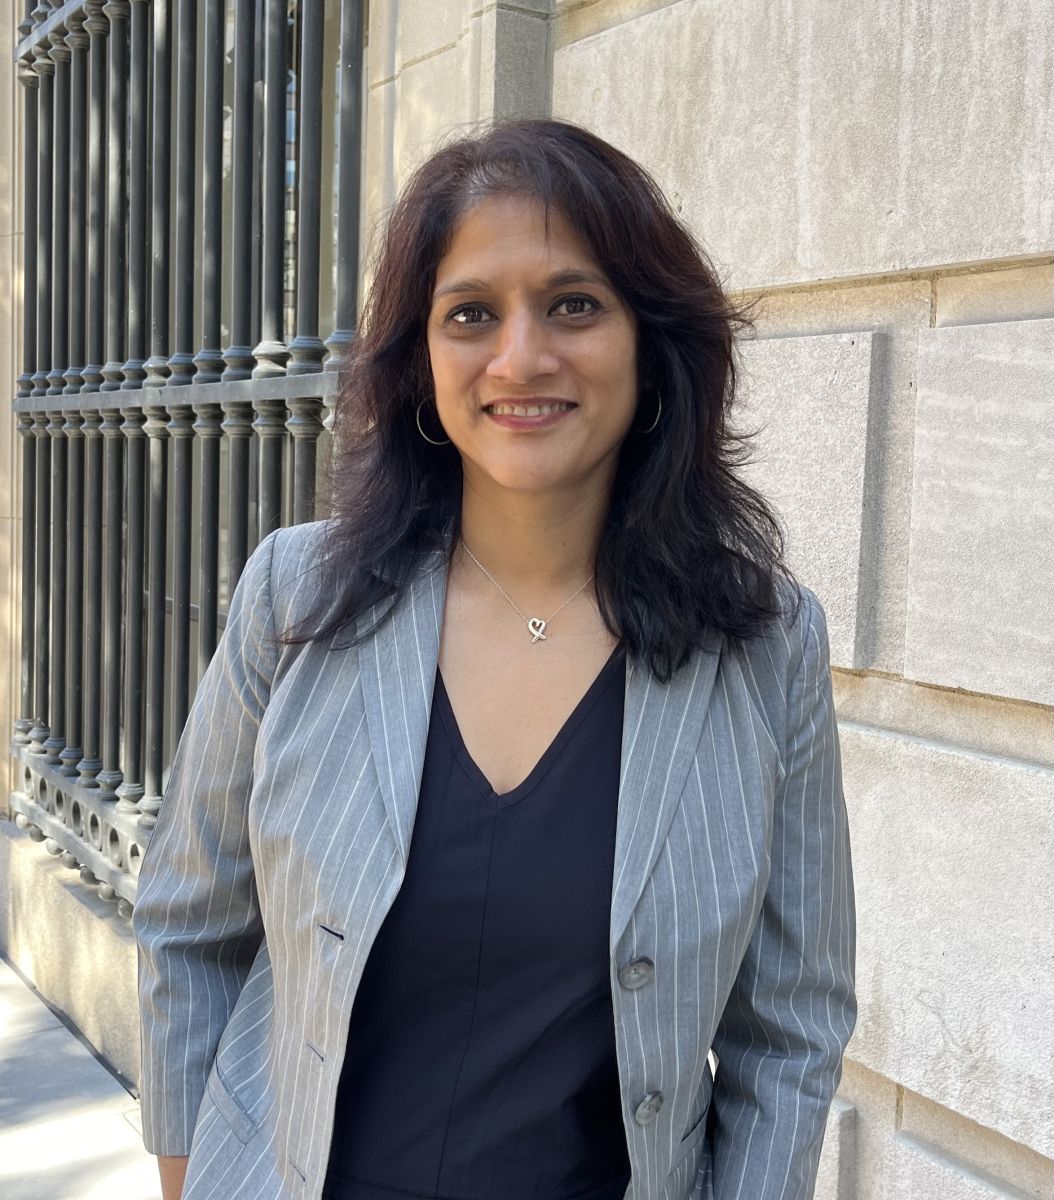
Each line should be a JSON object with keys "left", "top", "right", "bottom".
{"left": 358, "top": 550, "right": 449, "bottom": 867}
{"left": 357, "top": 550, "right": 724, "bottom": 954}
{"left": 609, "top": 638, "right": 722, "bottom": 955}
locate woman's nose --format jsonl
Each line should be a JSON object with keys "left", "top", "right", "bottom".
{"left": 486, "top": 310, "right": 560, "bottom": 382}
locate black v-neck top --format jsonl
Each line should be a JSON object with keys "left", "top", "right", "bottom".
{"left": 322, "top": 643, "right": 632, "bottom": 1200}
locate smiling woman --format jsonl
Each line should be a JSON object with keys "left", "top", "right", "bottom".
{"left": 282, "top": 118, "right": 786, "bottom": 685}
{"left": 132, "top": 118, "right": 856, "bottom": 1200}
{"left": 427, "top": 193, "right": 638, "bottom": 515}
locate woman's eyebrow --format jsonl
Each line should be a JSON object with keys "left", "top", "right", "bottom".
{"left": 432, "top": 268, "right": 612, "bottom": 302}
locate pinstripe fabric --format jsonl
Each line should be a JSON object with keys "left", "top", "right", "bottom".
{"left": 131, "top": 518, "right": 856, "bottom": 1200}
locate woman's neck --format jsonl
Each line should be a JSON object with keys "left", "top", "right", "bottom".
{"left": 455, "top": 473, "right": 610, "bottom": 595}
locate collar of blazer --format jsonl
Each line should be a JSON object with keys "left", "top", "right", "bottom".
{"left": 356, "top": 547, "right": 725, "bottom": 957}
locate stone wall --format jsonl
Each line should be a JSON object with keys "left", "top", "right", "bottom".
{"left": 2, "top": 1, "right": 1051, "bottom": 1195}
{"left": 362, "top": 0, "right": 550, "bottom": 281}
{"left": 547, "top": 1, "right": 1053, "bottom": 1197}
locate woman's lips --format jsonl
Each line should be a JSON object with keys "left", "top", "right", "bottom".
{"left": 483, "top": 405, "right": 576, "bottom": 430}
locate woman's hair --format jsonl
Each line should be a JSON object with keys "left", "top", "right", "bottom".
{"left": 280, "top": 117, "right": 800, "bottom": 683}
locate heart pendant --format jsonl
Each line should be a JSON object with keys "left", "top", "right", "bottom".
{"left": 527, "top": 617, "right": 547, "bottom": 642}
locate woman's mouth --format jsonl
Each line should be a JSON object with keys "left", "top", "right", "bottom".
{"left": 482, "top": 401, "right": 576, "bottom": 429}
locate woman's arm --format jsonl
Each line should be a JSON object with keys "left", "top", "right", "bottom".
{"left": 705, "top": 587, "right": 858, "bottom": 1199}
{"left": 157, "top": 1155, "right": 189, "bottom": 1200}
{"left": 131, "top": 530, "right": 281, "bottom": 1158}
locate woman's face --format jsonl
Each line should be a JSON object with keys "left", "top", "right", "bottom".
{"left": 426, "top": 194, "right": 639, "bottom": 498}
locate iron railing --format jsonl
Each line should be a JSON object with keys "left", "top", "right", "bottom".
{"left": 9, "top": 0, "right": 365, "bottom": 917}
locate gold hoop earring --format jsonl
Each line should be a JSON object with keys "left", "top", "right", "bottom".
{"left": 636, "top": 393, "right": 662, "bottom": 434}
{"left": 416, "top": 400, "right": 451, "bottom": 446}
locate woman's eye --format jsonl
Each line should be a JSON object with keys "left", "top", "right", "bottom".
{"left": 448, "top": 305, "right": 492, "bottom": 325}
{"left": 552, "top": 295, "right": 599, "bottom": 317}
{"left": 445, "top": 295, "right": 599, "bottom": 325}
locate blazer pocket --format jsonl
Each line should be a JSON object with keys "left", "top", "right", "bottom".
{"left": 669, "top": 1104, "right": 709, "bottom": 1174}
{"left": 207, "top": 1065, "right": 260, "bottom": 1145}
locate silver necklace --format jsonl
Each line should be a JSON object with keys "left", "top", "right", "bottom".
{"left": 459, "top": 539, "right": 595, "bottom": 643}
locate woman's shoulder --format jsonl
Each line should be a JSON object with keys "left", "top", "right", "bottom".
{"left": 269, "top": 518, "right": 334, "bottom": 581}
{"left": 733, "top": 576, "right": 830, "bottom": 680}
{"left": 238, "top": 519, "right": 337, "bottom": 632}
{"left": 718, "top": 579, "right": 833, "bottom": 752}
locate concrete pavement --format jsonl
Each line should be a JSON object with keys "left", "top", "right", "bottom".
{"left": 0, "top": 955, "right": 161, "bottom": 1200}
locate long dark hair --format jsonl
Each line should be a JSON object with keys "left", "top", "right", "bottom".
{"left": 280, "top": 117, "right": 800, "bottom": 683}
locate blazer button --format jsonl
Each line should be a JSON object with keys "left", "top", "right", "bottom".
{"left": 634, "top": 1090, "right": 664, "bottom": 1125}
{"left": 618, "top": 956, "right": 655, "bottom": 989}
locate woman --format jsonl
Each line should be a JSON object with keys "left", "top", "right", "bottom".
{"left": 132, "top": 118, "right": 856, "bottom": 1200}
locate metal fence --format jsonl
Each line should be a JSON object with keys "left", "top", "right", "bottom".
{"left": 9, "top": 0, "right": 364, "bottom": 918}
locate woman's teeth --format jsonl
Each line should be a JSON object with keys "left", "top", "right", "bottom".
{"left": 487, "top": 403, "right": 574, "bottom": 416}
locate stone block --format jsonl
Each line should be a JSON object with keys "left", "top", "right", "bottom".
{"left": 368, "top": 0, "right": 398, "bottom": 85}
{"left": 0, "top": 518, "right": 18, "bottom": 801}
{"left": 366, "top": 0, "right": 553, "bottom": 235}
{"left": 744, "top": 280, "right": 930, "bottom": 674}
{"left": 481, "top": 5, "right": 550, "bottom": 122}
{"left": 935, "top": 265, "right": 1054, "bottom": 329}
{"left": 552, "top": 0, "right": 1054, "bottom": 289}
{"left": 899, "top": 1086, "right": 1054, "bottom": 1199}
{"left": 831, "top": 667, "right": 1054, "bottom": 772}
{"left": 554, "top": 0, "right": 691, "bottom": 49}
{"left": 0, "top": 820, "right": 141, "bottom": 1087}
{"left": 905, "top": 319, "right": 1054, "bottom": 705}
{"left": 391, "top": 42, "right": 476, "bottom": 194}
{"left": 815, "top": 1097, "right": 857, "bottom": 1200}
{"left": 833, "top": 1059, "right": 901, "bottom": 1200}
{"left": 0, "top": 233, "right": 18, "bottom": 517}
{"left": 364, "top": 77, "right": 397, "bottom": 270}
{"left": 395, "top": 0, "right": 467, "bottom": 70}
{"left": 747, "top": 279, "right": 933, "bottom": 340}
{"left": 885, "top": 1134, "right": 1038, "bottom": 1200}
{"left": 736, "top": 332, "right": 876, "bottom": 669}
{"left": 0, "top": 16, "right": 17, "bottom": 237}
{"left": 841, "top": 724, "right": 1054, "bottom": 1158}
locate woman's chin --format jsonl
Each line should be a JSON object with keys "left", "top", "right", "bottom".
{"left": 461, "top": 442, "right": 623, "bottom": 498}
{"left": 480, "top": 468, "right": 572, "bottom": 494}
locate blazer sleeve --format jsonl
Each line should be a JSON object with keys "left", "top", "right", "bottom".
{"left": 130, "top": 529, "right": 280, "bottom": 1156}
{"left": 704, "top": 586, "right": 858, "bottom": 1199}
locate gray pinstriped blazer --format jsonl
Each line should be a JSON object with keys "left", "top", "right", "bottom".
{"left": 131, "top": 518, "right": 856, "bottom": 1200}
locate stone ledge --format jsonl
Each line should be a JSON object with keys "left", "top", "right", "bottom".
{"left": 0, "top": 818, "right": 140, "bottom": 1087}
{"left": 888, "top": 1132, "right": 1043, "bottom": 1200}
